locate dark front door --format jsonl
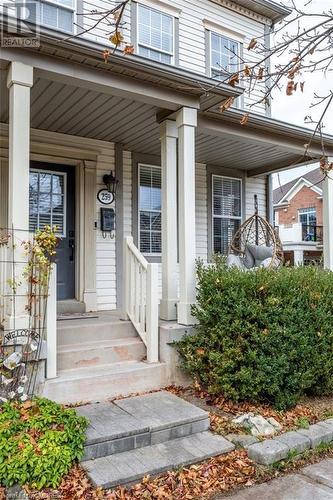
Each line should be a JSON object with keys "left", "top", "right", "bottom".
{"left": 29, "top": 162, "right": 76, "bottom": 300}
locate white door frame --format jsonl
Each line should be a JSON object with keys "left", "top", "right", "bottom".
{"left": 30, "top": 153, "right": 96, "bottom": 310}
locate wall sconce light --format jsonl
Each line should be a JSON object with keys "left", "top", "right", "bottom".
{"left": 103, "top": 171, "right": 119, "bottom": 198}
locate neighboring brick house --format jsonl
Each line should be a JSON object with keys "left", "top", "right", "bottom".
{"left": 273, "top": 168, "right": 323, "bottom": 266}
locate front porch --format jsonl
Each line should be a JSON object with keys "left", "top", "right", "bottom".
{"left": 1, "top": 50, "right": 333, "bottom": 401}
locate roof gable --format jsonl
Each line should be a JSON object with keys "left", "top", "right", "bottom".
{"left": 273, "top": 168, "right": 323, "bottom": 205}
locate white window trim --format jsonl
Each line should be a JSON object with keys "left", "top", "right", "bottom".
{"left": 298, "top": 207, "right": 317, "bottom": 225}
{"left": 138, "top": 163, "right": 162, "bottom": 257}
{"left": 30, "top": 168, "right": 67, "bottom": 238}
{"left": 136, "top": 3, "right": 176, "bottom": 64}
{"left": 135, "top": 0, "right": 181, "bottom": 18}
{"left": 212, "top": 174, "right": 242, "bottom": 255}
{"left": 209, "top": 30, "right": 241, "bottom": 77}
{"left": 203, "top": 19, "right": 245, "bottom": 43}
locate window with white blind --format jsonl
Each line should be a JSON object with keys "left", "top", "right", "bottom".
{"left": 210, "top": 32, "right": 240, "bottom": 78}
{"left": 138, "top": 164, "right": 162, "bottom": 254}
{"left": 212, "top": 175, "right": 242, "bottom": 255}
{"left": 29, "top": 170, "right": 66, "bottom": 237}
{"left": 137, "top": 4, "right": 174, "bottom": 64}
{"left": 28, "top": 0, "right": 75, "bottom": 33}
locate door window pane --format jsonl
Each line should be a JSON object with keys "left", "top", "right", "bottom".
{"left": 212, "top": 176, "right": 242, "bottom": 255}
{"left": 139, "top": 165, "right": 162, "bottom": 254}
{"left": 29, "top": 170, "right": 66, "bottom": 237}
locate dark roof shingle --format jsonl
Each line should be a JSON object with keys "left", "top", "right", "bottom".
{"left": 273, "top": 167, "right": 323, "bottom": 205}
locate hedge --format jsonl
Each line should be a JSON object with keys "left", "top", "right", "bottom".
{"left": 177, "top": 257, "right": 333, "bottom": 409}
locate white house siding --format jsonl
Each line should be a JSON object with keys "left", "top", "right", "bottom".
{"left": 245, "top": 175, "right": 267, "bottom": 218}
{"left": 80, "top": 0, "right": 268, "bottom": 115}
{"left": 95, "top": 148, "right": 117, "bottom": 311}
{"left": 195, "top": 163, "right": 208, "bottom": 261}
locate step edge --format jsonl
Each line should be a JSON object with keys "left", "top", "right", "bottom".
{"left": 57, "top": 338, "right": 144, "bottom": 353}
{"left": 44, "top": 361, "right": 166, "bottom": 383}
{"left": 83, "top": 432, "right": 234, "bottom": 489}
{"left": 84, "top": 416, "right": 209, "bottom": 447}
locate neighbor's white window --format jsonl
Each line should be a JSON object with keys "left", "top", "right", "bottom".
{"left": 29, "top": 170, "right": 66, "bottom": 237}
{"left": 138, "top": 164, "right": 162, "bottom": 254}
{"left": 137, "top": 4, "right": 174, "bottom": 64}
{"left": 210, "top": 32, "right": 240, "bottom": 78}
{"left": 212, "top": 175, "right": 242, "bottom": 255}
{"left": 298, "top": 207, "right": 317, "bottom": 226}
{"left": 31, "top": 0, "right": 75, "bottom": 33}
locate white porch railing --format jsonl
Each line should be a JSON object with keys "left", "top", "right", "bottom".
{"left": 124, "top": 236, "right": 159, "bottom": 363}
{"left": 46, "top": 264, "right": 57, "bottom": 379}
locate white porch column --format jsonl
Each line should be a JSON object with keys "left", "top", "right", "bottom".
{"left": 323, "top": 172, "right": 333, "bottom": 270}
{"left": 294, "top": 249, "right": 304, "bottom": 266}
{"left": 7, "top": 62, "right": 33, "bottom": 231}
{"left": 5, "top": 62, "right": 33, "bottom": 329}
{"left": 160, "top": 120, "right": 178, "bottom": 320}
{"left": 176, "top": 107, "right": 197, "bottom": 325}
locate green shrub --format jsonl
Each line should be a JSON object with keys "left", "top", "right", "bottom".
{"left": 177, "top": 257, "right": 333, "bottom": 410}
{"left": 0, "top": 397, "right": 88, "bottom": 489}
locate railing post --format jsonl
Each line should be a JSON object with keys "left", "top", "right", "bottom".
{"left": 46, "top": 264, "right": 57, "bottom": 379}
{"left": 146, "top": 263, "right": 159, "bottom": 363}
{"left": 122, "top": 236, "right": 132, "bottom": 320}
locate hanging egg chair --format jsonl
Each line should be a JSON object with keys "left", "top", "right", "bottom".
{"left": 228, "top": 195, "right": 284, "bottom": 269}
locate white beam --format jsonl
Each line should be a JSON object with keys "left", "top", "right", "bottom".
{"left": 198, "top": 116, "right": 326, "bottom": 158}
{"left": 323, "top": 172, "right": 333, "bottom": 270}
{"left": 0, "top": 48, "right": 200, "bottom": 110}
{"left": 176, "top": 107, "right": 197, "bottom": 325}
{"left": 160, "top": 120, "right": 178, "bottom": 320}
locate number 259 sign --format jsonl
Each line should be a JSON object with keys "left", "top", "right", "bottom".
{"left": 97, "top": 189, "right": 114, "bottom": 205}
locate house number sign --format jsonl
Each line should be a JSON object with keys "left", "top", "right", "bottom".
{"left": 97, "top": 189, "right": 114, "bottom": 205}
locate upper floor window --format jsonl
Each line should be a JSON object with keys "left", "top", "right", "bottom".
{"left": 29, "top": 0, "right": 75, "bottom": 33}
{"left": 210, "top": 32, "right": 240, "bottom": 78}
{"left": 299, "top": 207, "right": 317, "bottom": 226}
{"left": 212, "top": 175, "right": 242, "bottom": 255}
{"left": 137, "top": 4, "right": 174, "bottom": 64}
{"left": 138, "top": 164, "right": 162, "bottom": 255}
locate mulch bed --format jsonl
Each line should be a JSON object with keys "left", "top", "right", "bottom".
{"left": 167, "top": 385, "right": 333, "bottom": 436}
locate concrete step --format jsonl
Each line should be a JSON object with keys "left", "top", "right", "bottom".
{"left": 57, "top": 319, "right": 137, "bottom": 346}
{"left": 57, "top": 337, "right": 146, "bottom": 370}
{"left": 57, "top": 300, "right": 85, "bottom": 314}
{"left": 82, "top": 431, "right": 235, "bottom": 489}
{"left": 76, "top": 391, "right": 210, "bottom": 461}
{"left": 42, "top": 361, "right": 168, "bottom": 404}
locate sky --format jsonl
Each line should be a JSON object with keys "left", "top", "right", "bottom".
{"left": 270, "top": 0, "right": 332, "bottom": 188}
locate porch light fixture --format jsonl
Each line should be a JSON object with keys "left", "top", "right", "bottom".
{"left": 103, "top": 171, "right": 119, "bottom": 197}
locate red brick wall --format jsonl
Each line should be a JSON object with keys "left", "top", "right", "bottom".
{"left": 275, "top": 186, "right": 322, "bottom": 225}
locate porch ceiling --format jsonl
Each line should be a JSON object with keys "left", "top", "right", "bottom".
{"left": 1, "top": 68, "right": 332, "bottom": 174}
